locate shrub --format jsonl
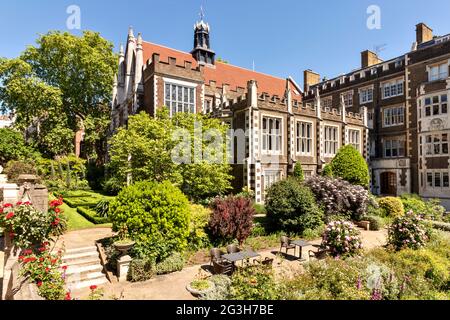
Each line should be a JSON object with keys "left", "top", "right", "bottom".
{"left": 367, "top": 195, "right": 383, "bottom": 217}
{"left": 200, "top": 275, "right": 232, "bottom": 300}
{"left": 305, "top": 176, "right": 371, "bottom": 221}
{"left": 188, "top": 204, "right": 211, "bottom": 250}
{"left": 19, "top": 245, "right": 66, "bottom": 300}
{"left": 330, "top": 145, "right": 370, "bottom": 188}
{"left": 293, "top": 162, "right": 304, "bottom": 181}
{"left": 155, "top": 252, "right": 185, "bottom": 275}
{"left": 127, "top": 258, "right": 155, "bottom": 282}
{"left": 109, "top": 181, "right": 191, "bottom": 262}
{"left": 208, "top": 196, "right": 255, "bottom": 245}
{"left": 378, "top": 197, "right": 404, "bottom": 218}
{"left": 0, "top": 201, "right": 64, "bottom": 249}
{"left": 229, "top": 265, "right": 282, "bottom": 300}
{"left": 387, "top": 211, "right": 429, "bottom": 250}
{"left": 4, "top": 160, "right": 38, "bottom": 183}
{"left": 322, "top": 220, "right": 363, "bottom": 257}
{"left": 322, "top": 164, "right": 333, "bottom": 177}
{"left": 253, "top": 203, "right": 266, "bottom": 215}
{"left": 102, "top": 176, "right": 124, "bottom": 196}
{"left": 400, "top": 195, "right": 446, "bottom": 221}
{"left": 366, "top": 215, "right": 384, "bottom": 231}
{"left": 265, "top": 178, "right": 323, "bottom": 234}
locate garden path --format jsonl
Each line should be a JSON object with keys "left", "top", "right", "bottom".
{"left": 0, "top": 237, "right": 4, "bottom": 298}
{"left": 64, "top": 228, "right": 387, "bottom": 300}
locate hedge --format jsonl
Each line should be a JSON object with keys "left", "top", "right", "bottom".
{"left": 76, "top": 207, "right": 110, "bottom": 224}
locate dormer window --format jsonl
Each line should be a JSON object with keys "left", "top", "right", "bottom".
{"left": 370, "top": 68, "right": 377, "bottom": 76}
{"left": 428, "top": 62, "right": 449, "bottom": 82}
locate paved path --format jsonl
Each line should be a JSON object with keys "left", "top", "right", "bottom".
{"left": 65, "top": 227, "right": 387, "bottom": 300}
{"left": 0, "top": 237, "right": 4, "bottom": 299}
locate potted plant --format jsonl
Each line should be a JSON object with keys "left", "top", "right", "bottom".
{"left": 186, "top": 269, "right": 215, "bottom": 297}
{"left": 113, "top": 225, "right": 135, "bottom": 256}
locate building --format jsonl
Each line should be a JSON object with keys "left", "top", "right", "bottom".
{"left": 111, "top": 17, "right": 367, "bottom": 203}
{"left": 303, "top": 23, "right": 450, "bottom": 209}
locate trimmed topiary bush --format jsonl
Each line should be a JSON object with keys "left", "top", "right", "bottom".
{"left": 378, "top": 197, "right": 404, "bottom": 218}
{"left": 293, "top": 162, "right": 304, "bottom": 181}
{"left": 109, "top": 181, "right": 191, "bottom": 262}
{"left": 127, "top": 258, "right": 155, "bottom": 282}
{"left": 330, "top": 145, "right": 370, "bottom": 188}
{"left": 155, "top": 252, "right": 185, "bottom": 275}
{"left": 266, "top": 178, "right": 323, "bottom": 234}
{"left": 208, "top": 196, "right": 255, "bottom": 245}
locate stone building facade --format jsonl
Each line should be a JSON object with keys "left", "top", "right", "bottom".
{"left": 303, "top": 23, "right": 450, "bottom": 209}
{"left": 110, "top": 18, "right": 367, "bottom": 203}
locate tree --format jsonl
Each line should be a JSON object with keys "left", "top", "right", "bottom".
{"left": 330, "top": 145, "right": 370, "bottom": 188}
{"left": 293, "top": 162, "right": 304, "bottom": 181}
{"left": 108, "top": 110, "right": 233, "bottom": 201}
{"left": 0, "top": 31, "right": 116, "bottom": 160}
{"left": 0, "top": 128, "right": 38, "bottom": 166}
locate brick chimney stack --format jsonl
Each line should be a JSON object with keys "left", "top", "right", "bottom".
{"left": 303, "top": 69, "right": 321, "bottom": 92}
{"left": 416, "top": 23, "right": 433, "bottom": 45}
{"left": 361, "top": 50, "right": 383, "bottom": 68}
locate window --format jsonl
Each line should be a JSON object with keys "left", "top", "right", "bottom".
{"left": 382, "top": 79, "right": 404, "bottom": 99}
{"left": 423, "top": 94, "right": 447, "bottom": 117}
{"left": 360, "top": 87, "right": 374, "bottom": 104}
{"left": 383, "top": 106, "right": 405, "bottom": 127}
{"left": 348, "top": 129, "right": 360, "bottom": 151}
{"left": 384, "top": 139, "right": 405, "bottom": 158}
{"left": 429, "top": 63, "right": 448, "bottom": 81}
{"left": 322, "top": 97, "right": 333, "bottom": 109}
{"left": 262, "top": 116, "right": 282, "bottom": 153}
{"left": 264, "top": 171, "right": 281, "bottom": 191}
{"left": 426, "top": 171, "right": 450, "bottom": 188}
{"left": 164, "top": 82, "right": 195, "bottom": 116}
{"left": 341, "top": 91, "right": 353, "bottom": 107}
{"left": 324, "top": 126, "right": 338, "bottom": 156}
{"left": 425, "top": 133, "right": 448, "bottom": 155}
{"left": 296, "top": 121, "right": 313, "bottom": 155}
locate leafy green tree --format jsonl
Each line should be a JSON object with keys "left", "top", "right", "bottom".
{"left": 322, "top": 164, "right": 333, "bottom": 177}
{"left": 330, "top": 145, "right": 370, "bottom": 188}
{"left": 0, "top": 128, "right": 38, "bottom": 166}
{"left": 108, "top": 110, "right": 233, "bottom": 201}
{"left": 293, "top": 162, "right": 304, "bottom": 181}
{"left": 0, "top": 31, "right": 116, "bottom": 160}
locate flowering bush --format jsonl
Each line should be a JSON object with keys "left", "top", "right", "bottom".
{"left": 88, "top": 285, "right": 104, "bottom": 300}
{"left": 322, "top": 220, "right": 363, "bottom": 257}
{"left": 19, "top": 244, "right": 67, "bottom": 300}
{"left": 306, "top": 176, "right": 371, "bottom": 221}
{"left": 0, "top": 199, "right": 66, "bottom": 249}
{"left": 387, "top": 211, "right": 429, "bottom": 250}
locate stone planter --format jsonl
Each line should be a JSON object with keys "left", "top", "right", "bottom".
{"left": 186, "top": 280, "right": 215, "bottom": 297}
{"left": 113, "top": 241, "right": 135, "bottom": 256}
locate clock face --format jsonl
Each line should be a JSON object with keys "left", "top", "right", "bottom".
{"left": 429, "top": 118, "right": 444, "bottom": 131}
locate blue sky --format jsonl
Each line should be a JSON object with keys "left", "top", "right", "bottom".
{"left": 1, "top": 0, "right": 450, "bottom": 87}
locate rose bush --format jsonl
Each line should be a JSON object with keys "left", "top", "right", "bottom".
{"left": 387, "top": 210, "right": 429, "bottom": 250}
{"left": 321, "top": 220, "right": 363, "bottom": 257}
{"left": 0, "top": 199, "right": 66, "bottom": 249}
{"left": 19, "top": 243, "right": 67, "bottom": 300}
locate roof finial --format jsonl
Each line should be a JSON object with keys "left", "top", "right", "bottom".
{"left": 199, "top": 5, "right": 205, "bottom": 21}
{"left": 128, "top": 26, "right": 135, "bottom": 39}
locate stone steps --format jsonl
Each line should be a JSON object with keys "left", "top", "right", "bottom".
{"left": 58, "top": 245, "right": 109, "bottom": 290}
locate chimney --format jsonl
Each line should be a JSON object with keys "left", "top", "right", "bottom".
{"left": 361, "top": 50, "right": 382, "bottom": 68}
{"left": 416, "top": 23, "right": 433, "bottom": 44}
{"left": 303, "top": 69, "right": 321, "bottom": 92}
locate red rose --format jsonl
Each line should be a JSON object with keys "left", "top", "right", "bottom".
{"left": 45, "top": 267, "right": 50, "bottom": 273}
{"left": 65, "top": 292, "right": 72, "bottom": 300}
{"left": 24, "top": 249, "right": 33, "bottom": 255}
{"left": 16, "top": 201, "right": 23, "bottom": 206}
{"left": 3, "top": 203, "right": 13, "bottom": 208}
{"left": 19, "top": 256, "right": 25, "bottom": 262}
{"left": 89, "top": 285, "right": 97, "bottom": 290}
{"left": 38, "top": 247, "right": 46, "bottom": 252}
{"left": 5, "top": 212, "right": 14, "bottom": 219}
{"left": 62, "top": 265, "right": 68, "bottom": 270}
{"left": 54, "top": 207, "right": 61, "bottom": 213}
{"left": 23, "top": 201, "right": 32, "bottom": 206}
{"left": 37, "top": 281, "right": 43, "bottom": 287}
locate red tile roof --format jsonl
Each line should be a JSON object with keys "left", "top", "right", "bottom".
{"left": 142, "top": 41, "right": 302, "bottom": 100}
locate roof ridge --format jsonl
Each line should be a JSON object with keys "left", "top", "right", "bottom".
{"left": 141, "top": 40, "right": 194, "bottom": 57}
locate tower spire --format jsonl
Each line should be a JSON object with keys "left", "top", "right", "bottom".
{"left": 192, "top": 8, "right": 215, "bottom": 65}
